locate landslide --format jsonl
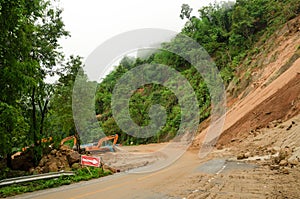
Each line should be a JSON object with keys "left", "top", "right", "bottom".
{"left": 193, "top": 15, "right": 300, "bottom": 149}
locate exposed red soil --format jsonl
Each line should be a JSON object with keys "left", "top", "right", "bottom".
{"left": 193, "top": 15, "right": 300, "bottom": 149}
{"left": 219, "top": 71, "right": 300, "bottom": 147}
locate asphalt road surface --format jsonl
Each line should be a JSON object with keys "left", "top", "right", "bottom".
{"left": 9, "top": 151, "right": 206, "bottom": 199}
{"left": 9, "top": 151, "right": 252, "bottom": 199}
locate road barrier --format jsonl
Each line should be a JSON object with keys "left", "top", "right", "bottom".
{"left": 0, "top": 171, "right": 74, "bottom": 186}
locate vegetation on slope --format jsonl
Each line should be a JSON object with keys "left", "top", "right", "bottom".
{"left": 93, "top": 0, "right": 300, "bottom": 145}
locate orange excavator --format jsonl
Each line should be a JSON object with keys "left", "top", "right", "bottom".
{"left": 85, "top": 134, "right": 119, "bottom": 152}
{"left": 60, "top": 134, "right": 119, "bottom": 152}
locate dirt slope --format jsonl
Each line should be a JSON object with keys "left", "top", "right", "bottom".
{"left": 193, "top": 15, "right": 300, "bottom": 149}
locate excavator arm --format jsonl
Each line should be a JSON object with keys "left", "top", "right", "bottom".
{"left": 96, "top": 134, "right": 119, "bottom": 148}
{"left": 85, "top": 134, "right": 119, "bottom": 152}
{"left": 60, "top": 135, "right": 77, "bottom": 147}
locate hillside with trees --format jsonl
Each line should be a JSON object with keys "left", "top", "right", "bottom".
{"left": 94, "top": 0, "right": 300, "bottom": 145}
{"left": 0, "top": 0, "right": 300, "bottom": 179}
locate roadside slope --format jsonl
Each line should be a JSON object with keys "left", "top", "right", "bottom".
{"left": 193, "top": 15, "right": 300, "bottom": 149}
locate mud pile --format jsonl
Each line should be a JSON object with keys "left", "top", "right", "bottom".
{"left": 33, "top": 146, "right": 81, "bottom": 173}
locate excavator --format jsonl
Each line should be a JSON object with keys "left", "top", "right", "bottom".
{"left": 60, "top": 134, "right": 119, "bottom": 152}
{"left": 85, "top": 134, "right": 119, "bottom": 152}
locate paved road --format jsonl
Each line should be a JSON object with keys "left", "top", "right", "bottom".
{"left": 10, "top": 151, "right": 202, "bottom": 199}
{"left": 10, "top": 152, "right": 248, "bottom": 199}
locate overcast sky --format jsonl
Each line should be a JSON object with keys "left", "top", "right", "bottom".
{"left": 58, "top": 0, "right": 222, "bottom": 60}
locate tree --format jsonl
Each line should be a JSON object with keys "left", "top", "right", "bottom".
{"left": 180, "top": 4, "right": 193, "bottom": 20}
{"left": 0, "top": 103, "right": 29, "bottom": 168}
{"left": 50, "top": 56, "right": 83, "bottom": 150}
{"left": 0, "top": 0, "right": 69, "bottom": 167}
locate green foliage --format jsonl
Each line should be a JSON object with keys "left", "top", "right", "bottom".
{"left": 0, "top": 167, "right": 111, "bottom": 198}
{"left": 0, "top": 0, "right": 69, "bottom": 166}
{"left": 94, "top": 53, "right": 211, "bottom": 145}
{"left": 181, "top": 0, "right": 300, "bottom": 85}
{"left": 49, "top": 56, "right": 83, "bottom": 144}
{"left": 0, "top": 103, "right": 29, "bottom": 156}
{"left": 0, "top": 167, "right": 30, "bottom": 181}
{"left": 93, "top": 0, "right": 300, "bottom": 146}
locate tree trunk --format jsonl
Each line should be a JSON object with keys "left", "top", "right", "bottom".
{"left": 31, "top": 87, "right": 40, "bottom": 166}
{"left": 32, "top": 87, "right": 37, "bottom": 144}
{"left": 39, "top": 98, "right": 49, "bottom": 136}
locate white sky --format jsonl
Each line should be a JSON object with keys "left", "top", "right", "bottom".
{"left": 58, "top": 0, "right": 221, "bottom": 60}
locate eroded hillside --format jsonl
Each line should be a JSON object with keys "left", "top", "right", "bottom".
{"left": 193, "top": 15, "right": 300, "bottom": 149}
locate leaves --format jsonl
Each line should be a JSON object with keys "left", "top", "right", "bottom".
{"left": 0, "top": 0, "right": 69, "bottom": 166}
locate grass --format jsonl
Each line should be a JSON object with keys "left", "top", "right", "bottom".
{"left": 0, "top": 167, "right": 112, "bottom": 198}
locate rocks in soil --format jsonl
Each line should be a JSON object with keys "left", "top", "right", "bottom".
{"left": 267, "top": 146, "right": 300, "bottom": 171}
{"left": 103, "top": 164, "right": 119, "bottom": 173}
{"left": 237, "top": 154, "right": 246, "bottom": 160}
{"left": 289, "top": 159, "right": 299, "bottom": 166}
{"left": 244, "top": 152, "right": 251, "bottom": 158}
{"left": 48, "top": 162, "right": 59, "bottom": 172}
{"left": 237, "top": 152, "right": 252, "bottom": 160}
{"left": 270, "top": 165, "right": 280, "bottom": 170}
{"left": 286, "top": 121, "right": 296, "bottom": 130}
{"left": 280, "top": 167, "right": 290, "bottom": 174}
{"left": 50, "top": 149, "right": 57, "bottom": 155}
{"left": 279, "top": 160, "right": 288, "bottom": 166}
{"left": 286, "top": 124, "right": 293, "bottom": 131}
{"left": 34, "top": 145, "right": 81, "bottom": 174}
{"left": 60, "top": 145, "right": 71, "bottom": 152}
{"left": 268, "top": 120, "right": 282, "bottom": 128}
{"left": 266, "top": 147, "right": 279, "bottom": 155}
{"left": 11, "top": 145, "right": 106, "bottom": 174}
{"left": 274, "top": 147, "right": 292, "bottom": 164}
{"left": 37, "top": 153, "right": 69, "bottom": 173}
{"left": 67, "top": 151, "right": 81, "bottom": 165}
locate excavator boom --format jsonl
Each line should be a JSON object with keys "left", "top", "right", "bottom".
{"left": 60, "top": 135, "right": 77, "bottom": 147}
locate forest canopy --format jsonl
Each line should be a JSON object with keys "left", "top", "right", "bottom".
{"left": 93, "top": 0, "right": 300, "bottom": 145}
